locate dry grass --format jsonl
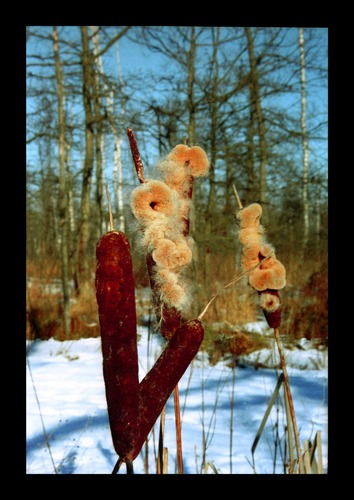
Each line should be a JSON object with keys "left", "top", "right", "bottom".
{"left": 281, "top": 262, "right": 328, "bottom": 343}
{"left": 26, "top": 248, "right": 327, "bottom": 345}
{"left": 26, "top": 261, "right": 100, "bottom": 341}
{"left": 192, "top": 251, "right": 259, "bottom": 324}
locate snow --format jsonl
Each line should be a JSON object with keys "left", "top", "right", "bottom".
{"left": 26, "top": 325, "right": 328, "bottom": 474}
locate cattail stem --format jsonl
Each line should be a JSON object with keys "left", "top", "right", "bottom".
{"left": 274, "top": 328, "right": 304, "bottom": 474}
{"left": 126, "top": 460, "right": 134, "bottom": 474}
{"left": 174, "top": 385, "right": 184, "bottom": 474}
{"left": 112, "top": 457, "right": 123, "bottom": 474}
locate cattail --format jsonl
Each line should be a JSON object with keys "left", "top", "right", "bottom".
{"left": 95, "top": 230, "right": 139, "bottom": 460}
{"left": 130, "top": 319, "right": 204, "bottom": 461}
{"left": 94, "top": 129, "right": 208, "bottom": 470}
{"left": 130, "top": 180, "right": 179, "bottom": 221}
{"left": 237, "top": 203, "right": 286, "bottom": 328}
{"left": 130, "top": 143, "right": 210, "bottom": 327}
{"left": 95, "top": 229, "right": 204, "bottom": 465}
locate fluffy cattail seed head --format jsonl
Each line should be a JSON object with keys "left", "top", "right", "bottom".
{"left": 130, "top": 180, "right": 178, "bottom": 221}
{"left": 167, "top": 145, "right": 210, "bottom": 177}
{"left": 237, "top": 203, "right": 262, "bottom": 229}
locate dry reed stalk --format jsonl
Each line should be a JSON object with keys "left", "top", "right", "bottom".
{"left": 174, "top": 385, "right": 184, "bottom": 474}
{"left": 157, "top": 405, "right": 166, "bottom": 474}
{"left": 274, "top": 328, "right": 304, "bottom": 473}
{"left": 198, "top": 253, "right": 273, "bottom": 321}
{"left": 232, "top": 183, "right": 243, "bottom": 210}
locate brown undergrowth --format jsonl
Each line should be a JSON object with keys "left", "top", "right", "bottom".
{"left": 26, "top": 261, "right": 100, "bottom": 341}
{"left": 202, "top": 323, "right": 272, "bottom": 366}
{"left": 26, "top": 250, "right": 327, "bottom": 350}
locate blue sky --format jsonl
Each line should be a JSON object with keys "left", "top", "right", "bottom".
{"left": 26, "top": 27, "right": 328, "bottom": 191}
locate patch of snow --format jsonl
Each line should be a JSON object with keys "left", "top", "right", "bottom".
{"left": 26, "top": 327, "right": 328, "bottom": 475}
{"left": 242, "top": 320, "right": 273, "bottom": 336}
{"left": 238, "top": 342, "right": 328, "bottom": 370}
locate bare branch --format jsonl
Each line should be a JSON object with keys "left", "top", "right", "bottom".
{"left": 93, "top": 27, "right": 131, "bottom": 59}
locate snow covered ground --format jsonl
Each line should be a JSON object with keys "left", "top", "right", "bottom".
{"left": 26, "top": 322, "right": 328, "bottom": 474}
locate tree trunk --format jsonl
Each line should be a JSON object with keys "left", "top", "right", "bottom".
{"left": 90, "top": 26, "right": 104, "bottom": 239}
{"left": 113, "top": 38, "right": 126, "bottom": 233}
{"left": 206, "top": 27, "right": 220, "bottom": 217}
{"left": 315, "top": 191, "right": 320, "bottom": 253}
{"left": 78, "top": 26, "right": 95, "bottom": 289}
{"left": 246, "top": 87, "right": 256, "bottom": 205}
{"left": 299, "top": 27, "right": 310, "bottom": 255}
{"left": 187, "top": 27, "right": 196, "bottom": 145}
{"left": 90, "top": 26, "right": 105, "bottom": 237}
{"left": 204, "top": 28, "right": 221, "bottom": 297}
{"left": 223, "top": 139, "right": 233, "bottom": 214}
{"left": 52, "top": 26, "right": 71, "bottom": 337}
{"left": 245, "top": 27, "right": 267, "bottom": 217}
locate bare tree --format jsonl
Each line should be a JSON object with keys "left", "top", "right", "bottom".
{"left": 53, "top": 26, "right": 71, "bottom": 337}
{"left": 186, "top": 26, "right": 196, "bottom": 145}
{"left": 108, "top": 35, "right": 126, "bottom": 232}
{"left": 77, "top": 26, "right": 95, "bottom": 288}
{"left": 90, "top": 26, "right": 106, "bottom": 238}
{"left": 245, "top": 27, "right": 268, "bottom": 217}
{"left": 77, "top": 26, "right": 131, "bottom": 288}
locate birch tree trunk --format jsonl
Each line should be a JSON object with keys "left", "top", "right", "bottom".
{"left": 112, "top": 38, "right": 126, "bottom": 233}
{"left": 245, "top": 27, "right": 267, "bottom": 217}
{"left": 90, "top": 26, "right": 105, "bottom": 239}
{"left": 299, "top": 27, "right": 310, "bottom": 254}
{"left": 91, "top": 27, "right": 126, "bottom": 233}
{"left": 52, "top": 26, "right": 71, "bottom": 337}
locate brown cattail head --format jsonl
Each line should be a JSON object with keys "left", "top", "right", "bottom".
{"left": 259, "top": 290, "right": 282, "bottom": 328}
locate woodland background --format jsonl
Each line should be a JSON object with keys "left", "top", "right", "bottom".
{"left": 26, "top": 26, "right": 328, "bottom": 347}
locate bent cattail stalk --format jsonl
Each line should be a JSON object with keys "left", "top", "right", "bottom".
{"left": 96, "top": 230, "right": 204, "bottom": 466}
{"left": 129, "top": 319, "right": 204, "bottom": 462}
